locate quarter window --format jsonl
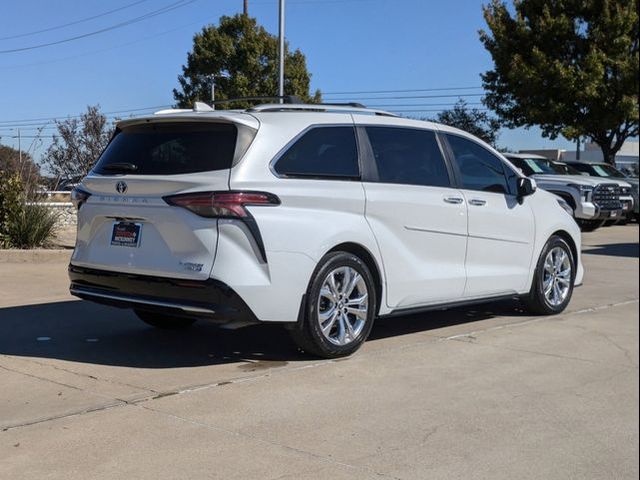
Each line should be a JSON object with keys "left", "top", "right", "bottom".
{"left": 446, "top": 134, "right": 509, "bottom": 194}
{"left": 274, "top": 126, "right": 359, "bottom": 178}
{"left": 365, "top": 127, "right": 450, "bottom": 187}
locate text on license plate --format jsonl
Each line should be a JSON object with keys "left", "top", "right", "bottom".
{"left": 111, "top": 222, "right": 142, "bottom": 247}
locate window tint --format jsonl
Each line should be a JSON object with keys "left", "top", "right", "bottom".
{"left": 365, "top": 127, "right": 450, "bottom": 187}
{"left": 507, "top": 157, "right": 535, "bottom": 176}
{"left": 447, "top": 134, "right": 509, "bottom": 194}
{"left": 274, "top": 126, "right": 359, "bottom": 178}
{"left": 94, "top": 123, "right": 237, "bottom": 175}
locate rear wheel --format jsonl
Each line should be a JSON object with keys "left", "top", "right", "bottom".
{"left": 578, "top": 219, "right": 605, "bottom": 232}
{"left": 522, "top": 236, "right": 575, "bottom": 315}
{"left": 134, "top": 310, "right": 196, "bottom": 329}
{"left": 290, "top": 252, "right": 377, "bottom": 358}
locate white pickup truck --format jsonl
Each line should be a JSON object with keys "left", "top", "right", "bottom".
{"left": 504, "top": 153, "right": 632, "bottom": 231}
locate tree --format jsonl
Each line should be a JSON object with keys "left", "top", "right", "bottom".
{"left": 432, "top": 99, "right": 501, "bottom": 145}
{"left": 0, "top": 144, "right": 40, "bottom": 186}
{"left": 43, "top": 105, "right": 114, "bottom": 183}
{"left": 173, "top": 14, "right": 321, "bottom": 108}
{"left": 480, "top": 0, "right": 639, "bottom": 165}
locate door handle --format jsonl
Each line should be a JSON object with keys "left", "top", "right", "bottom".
{"left": 469, "top": 199, "right": 487, "bottom": 206}
{"left": 443, "top": 197, "right": 464, "bottom": 204}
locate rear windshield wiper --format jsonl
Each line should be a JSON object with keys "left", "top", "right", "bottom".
{"left": 101, "top": 162, "right": 139, "bottom": 173}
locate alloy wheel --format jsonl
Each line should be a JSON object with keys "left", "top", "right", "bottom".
{"left": 317, "top": 266, "right": 369, "bottom": 346}
{"left": 542, "top": 246, "right": 572, "bottom": 307}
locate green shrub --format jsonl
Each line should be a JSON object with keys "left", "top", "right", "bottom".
{"left": 0, "top": 171, "right": 58, "bottom": 248}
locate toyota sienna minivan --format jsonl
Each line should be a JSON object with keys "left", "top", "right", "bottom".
{"left": 69, "top": 101, "right": 583, "bottom": 358}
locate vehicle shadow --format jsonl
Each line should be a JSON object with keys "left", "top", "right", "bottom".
{"left": 583, "top": 242, "right": 639, "bottom": 258}
{"left": 0, "top": 298, "right": 528, "bottom": 368}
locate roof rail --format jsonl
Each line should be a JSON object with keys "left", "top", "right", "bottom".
{"left": 247, "top": 103, "right": 398, "bottom": 117}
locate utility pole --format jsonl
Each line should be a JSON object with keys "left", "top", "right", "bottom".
{"left": 243, "top": 0, "right": 248, "bottom": 15}
{"left": 211, "top": 75, "right": 216, "bottom": 109}
{"left": 278, "top": 0, "right": 285, "bottom": 102}
{"left": 17, "top": 128, "right": 22, "bottom": 166}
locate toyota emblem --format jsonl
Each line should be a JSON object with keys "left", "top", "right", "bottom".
{"left": 115, "top": 181, "right": 128, "bottom": 194}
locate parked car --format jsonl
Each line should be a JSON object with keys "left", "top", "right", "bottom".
{"left": 504, "top": 153, "right": 628, "bottom": 231}
{"left": 69, "top": 102, "right": 583, "bottom": 358}
{"left": 563, "top": 161, "right": 639, "bottom": 222}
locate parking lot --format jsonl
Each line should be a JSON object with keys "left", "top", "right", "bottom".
{"left": 0, "top": 225, "right": 638, "bottom": 479}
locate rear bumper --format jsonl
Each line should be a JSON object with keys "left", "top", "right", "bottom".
{"left": 68, "top": 265, "right": 259, "bottom": 324}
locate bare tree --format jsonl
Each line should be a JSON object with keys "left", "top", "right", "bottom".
{"left": 43, "top": 105, "right": 114, "bottom": 184}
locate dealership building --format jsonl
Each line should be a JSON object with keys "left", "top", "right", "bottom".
{"left": 521, "top": 140, "right": 639, "bottom": 174}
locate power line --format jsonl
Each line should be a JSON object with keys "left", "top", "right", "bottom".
{"left": 0, "top": 93, "right": 485, "bottom": 125}
{"left": 0, "top": 105, "right": 171, "bottom": 125}
{"left": 367, "top": 102, "right": 484, "bottom": 108}
{"left": 0, "top": 0, "right": 150, "bottom": 41}
{"left": 0, "top": 0, "right": 197, "bottom": 54}
{"left": 0, "top": 19, "right": 211, "bottom": 70}
{"left": 325, "top": 86, "right": 483, "bottom": 95}
{"left": 389, "top": 108, "right": 491, "bottom": 113}
{"left": 324, "top": 93, "right": 485, "bottom": 101}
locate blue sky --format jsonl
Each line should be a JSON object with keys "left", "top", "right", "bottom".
{"left": 0, "top": 0, "right": 576, "bottom": 163}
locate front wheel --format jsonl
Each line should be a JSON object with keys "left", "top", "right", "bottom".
{"left": 521, "top": 236, "right": 575, "bottom": 315}
{"left": 290, "top": 252, "right": 377, "bottom": 358}
{"left": 134, "top": 310, "right": 196, "bottom": 329}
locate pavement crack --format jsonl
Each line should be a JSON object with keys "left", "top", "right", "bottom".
{"left": 2, "top": 355, "right": 157, "bottom": 394}
{"left": 440, "top": 298, "right": 639, "bottom": 343}
{"left": 562, "top": 323, "right": 638, "bottom": 369}
{"left": 1, "top": 401, "right": 126, "bottom": 432}
{"left": 135, "top": 402, "right": 405, "bottom": 480}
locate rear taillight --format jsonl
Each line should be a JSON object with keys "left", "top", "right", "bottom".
{"left": 71, "top": 188, "right": 91, "bottom": 210}
{"left": 162, "top": 191, "right": 280, "bottom": 218}
{"left": 163, "top": 191, "right": 280, "bottom": 264}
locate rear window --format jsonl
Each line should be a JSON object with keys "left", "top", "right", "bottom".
{"left": 93, "top": 122, "right": 237, "bottom": 175}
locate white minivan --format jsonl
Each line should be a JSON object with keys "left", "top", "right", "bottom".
{"left": 69, "top": 102, "right": 583, "bottom": 358}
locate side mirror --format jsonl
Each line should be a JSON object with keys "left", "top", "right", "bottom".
{"left": 517, "top": 177, "right": 537, "bottom": 200}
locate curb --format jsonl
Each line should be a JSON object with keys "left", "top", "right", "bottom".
{"left": 0, "top": 249, "right": 73, "bottom": 263}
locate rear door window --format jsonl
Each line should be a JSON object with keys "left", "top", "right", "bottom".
{"left": 365, "top": 127, "right": 451, "bottom": 187}
{"left": 274, "top": 126, "right": 359, "bottom": 178}
{"left": 446, "top": 134, "right": 509, "bottom": 194}
{"left": 93, "top": 122, "right": 238, "bottom": 175}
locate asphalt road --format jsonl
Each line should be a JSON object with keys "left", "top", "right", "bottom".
{"left": 1, "top": 225, "right": 638, "bottom": 479}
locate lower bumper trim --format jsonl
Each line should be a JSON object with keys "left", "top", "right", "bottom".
{"left": 68, "top": 265, "right": 258, "bottom": 324}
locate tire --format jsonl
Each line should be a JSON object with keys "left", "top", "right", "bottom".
{"left": 578, "top": 219, "right": 605, "bottom": 232}
{"left": 290, "top": 251, "right": 377, "bottom": 358}
{"left": 134, "top": 310, "right": 196, "bottom": 329}
{"left": 521, "top": 236, "right": 575, "bottom": 315}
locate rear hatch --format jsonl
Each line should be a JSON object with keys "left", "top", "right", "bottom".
{"left": 71, "top": 115, "right": 258, "bottom": 280}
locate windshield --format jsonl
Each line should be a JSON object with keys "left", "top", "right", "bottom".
{"left": 516, "top": 157, "right": 565, "bottom": 175}
{"left": 591, "top": 164, "right": 626, "bottom": 178}
{"left": 554, "top": 163, "right": 582, "bottom": 175}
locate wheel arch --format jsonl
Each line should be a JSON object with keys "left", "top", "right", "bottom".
{"left": 551, "top": 191, "right": 577, "bottom": 210}
{"left": 551, "top": 229, "right": 578, "bottom": 265}
{"left": 327, "top": 242, "right": 384, "bottom": 315}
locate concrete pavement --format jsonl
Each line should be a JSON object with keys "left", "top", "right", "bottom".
{"left": 0, "top": 225, "right": 638, "bottom": 479}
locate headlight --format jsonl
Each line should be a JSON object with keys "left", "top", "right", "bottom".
{"left": 620, "top": 186, "right": 632, "bottom": 195}
{"left": 556, "top": 197, "right": 574, "bottom": 216}
{"left": 567, "top": 183, "right": 593, "bottom": 201}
